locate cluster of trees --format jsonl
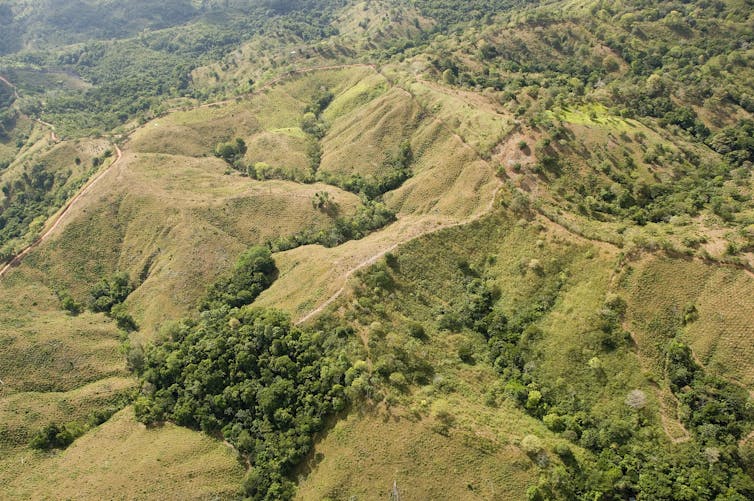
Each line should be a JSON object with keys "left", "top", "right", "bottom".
{"left": 0, "top": 163, "right": 70, "bottom": 260}
{"left": 202, "top": 246, "right": 276, "bottom": 310}
{"left": 135, "top": 246, "right": 352, "bottom": 500}
{"left": 317, "top": 140, "right": 414, "bottom": 200}
{"left": 300, "top": 88, "right": 333, "bottom": 139}
{"left": 88, "top": 271, "right": 137, "bottom": 330}
{"left": 30, "top": 393, "right": 131, "bottom": 451}
{"left": 385, "top": 241, "right": 754, "bottom": 499}
{"left": 268, "top": 199, "right": 395, "bottom": 251}
{"left": 708, "top": 120, "right": 754, "bottom": 168}
{"left": 0, "top": 150, "right": 113, "bottom": 262}
{"left": 214, "top": 137, "right": 247, "bottom": 165}
{"left": 421, "top": 0, "right": 754, "bottom": 231}
{"left": 476, "top": 284, "right": 754, "bottom": 499}
{"left": 5, "top": 0, "right": 347, "bottom": 136}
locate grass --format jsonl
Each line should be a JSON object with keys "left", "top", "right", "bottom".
{"left": 553, "top": 103, "right": 639, "bottom": 132}
{"left": 0, "top": 376, "right": 133, "bottom": 448}
{"left": 2, "top": 407, "right": 244, "bottom": 500}
{"left": 623, "top": 256, "right": 754, "bottom": 388}
{"left": 296, "top": 208, "right": 637, "bottom": 497}
{"left": 245, "top": 130, "right": 310, "bottom": 176}
{"left": 26, "top": 151, "right": 362, "bottom": 336}
{"left": 0, "top": 269, "right": 125, "bottom": 395}
{"left": 296, "top": 406, "right": 538, "bottom": 500}
{"left": 321, "top": 87, "right": 421, "bottom": 179}
{"left": 3, "top": 48, "right": 753, "bottom": 499}
{"left": 407, "top": 79, "right": 515, "bottom": 157}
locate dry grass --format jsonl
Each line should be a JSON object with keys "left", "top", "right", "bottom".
{"left": 0, "top": 269, "right": 125, "bottom": 395}
{"left": 321, "top": 87, "right": 421, "bottom": 179}
{"left": 624, "top": 256, "right": 754, "bottom": 389}
{"left": 2, "top": 407, "right": 244, "bottom": 500}
{"left": 0, "top": 377, "right": 134, "bottom": 448}
{"left": 245, "top": 130, "right": 310, "bottom": 174}
{"left": 296, "top": 407, "right": 536, "bottom": 501}
{"left": 21, "top": 150, "right": 361, "bottom": 336}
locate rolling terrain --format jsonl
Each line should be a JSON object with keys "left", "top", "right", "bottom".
{"left": 1, "top": 0, "right": 754, "bottom": 499}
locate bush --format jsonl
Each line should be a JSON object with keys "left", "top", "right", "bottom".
{"left": 202, "top": 246, "right": 276, "bottom": 310}
{"left": 59, "top": 291, "right": 82, "bottom": 315}
{"left": 89, "top": 272, "right": 133, "bottom": 313}
{"left": 407, "top": 321, "right": 426, "bottom": 340}
{"left": 29, "top": 422, "right": 80, "bottom": 450}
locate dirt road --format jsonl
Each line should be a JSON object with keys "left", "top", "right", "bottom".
{"left": 0, "top": 144, "right": 122, "bottom": 279}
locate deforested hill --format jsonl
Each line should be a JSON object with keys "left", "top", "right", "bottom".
{"left": 1, "top": 0, "right": 754, "bottom": 499}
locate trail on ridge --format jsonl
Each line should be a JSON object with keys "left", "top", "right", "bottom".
{"left": 0, "top": 144, "right": 122, "bottom": 279}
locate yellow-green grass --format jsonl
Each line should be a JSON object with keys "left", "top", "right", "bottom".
{"left": 552, "top": 103, "right": 641, "bottom": 132}
{"left": 320, "top": 71, "right": 389, "bottom": 123}
{"left": 0, "top": 115, "right": 34, "bottom": 165}
{"left": 245, "top": 130, "right": 310, "bottom": 175}
{"left": 623, "top": 256, "right": 754, "bottom": 390}
{"left": 23, "top": 151, "right": 361, "bottom": 336}
{"left": 2, "top": 407, "right": 244, "bottom": 501}
{"left": 255, "top": 213, "right": 459, "bottom": 317}
{"left": 0, "top": 136, "right": 111, "bottom": 207}
{"left": 0, "top": 268, "right": 130, "bottom": 489}
{"left": 275, "top": 66, "right": 377, "bottom": 106}
{"left": 385, "top": 118, "right": 498, "bottom": 219}
{"left": 298, "top": 210, "right": 633, "bottom": 498}
{"left": 320, "top": 87, "right": 421, "bottom": 179}
{"left": 258, "top": 102, "right": 501, "bottom": 318}
{"left": 332, "top": 0, "right": 431, "bottom": 45}
{"left": 0, "top": 269, "right": 126, "bottom": 395}
{"left": 406, "top": 78, "right": 515, "bottom": 156}
{"left": 0, "top": 376, "right": 134, "bottom": 448}
{"left": 128, "top": 101, "right": 262, "bottom": 157}
{"left": 297, "top": 406, "right": 539, "bottom": 500}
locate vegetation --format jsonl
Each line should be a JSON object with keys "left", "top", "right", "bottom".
{"left": 269, "top": 199, "right": 395, "bottom": 251}
{"left": 202, "top": 246, "right": 276, "bottom": 310}
{"left": 3, "top": 0, "right": 754, "bottom": 499}
{"left": 135, "top": 247, "right": 351, "bottom": 500}
{"left": 87, "top": 271, "right": 137, "bottom": 331}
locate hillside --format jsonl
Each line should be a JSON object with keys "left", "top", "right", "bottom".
{"left": 1, "top": 0, "right": 754, "bottom": 500}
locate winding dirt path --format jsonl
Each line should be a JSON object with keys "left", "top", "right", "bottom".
{"left": 296, "top": 181, "right": 503, "bottom": 325}
{"left": 0, "top": 144, "right": 122, "bottom": 279}
{"left": 0, "top": 63, "right": 377, "bottom": 281}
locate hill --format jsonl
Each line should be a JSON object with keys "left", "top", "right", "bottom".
{"left": 1, "top": 0, "right": 754, "bottom": 499}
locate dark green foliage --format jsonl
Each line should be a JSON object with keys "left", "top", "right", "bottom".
{"left": 58, "top": 290, "right": 82, "bottom": 315}
{"left": 29, "top": 395, "right": 131, "bottom": 450}
{"left": 135, "top": 307, "right": 350, "bottom": 501}
{"left": 411, "top": 0, "right": 531, "bottom": 28}
{"left": 89, "top": 272, "right": 134, "bottom": 313}
{"left": 0, "top": 163, "right": 69, "bottom": 250}
{"left": 407, "top": 321, "right": 426, "bottom": 340}
{"left": 110, "top": 303, "right": 138, "bottom": 332}
{"left": 269, "top": 200, "right": 396, "bottom": 251}
{"left": 202, "top": 246, "right": 276, "bottom": 310}
{"left": 317, "top": 140, "right": 413, "bottom": 200}
{"left": 3, "top": 1, "right": 347, "bottom": 135}
{"left": 666, "top": 340, "right": 754, "bottom": 445}
{"left": 135, "top": 244, "right": 350, "bottom": 499}
{"left": 709, "top": 120, "right": 754, "bottom": 168}
{"left": 29, "top": 423, "right": 78, "bottom": 450}
{"left": 214, "top": 137, "right": 247, "bottom": 164}
{"left": 88, "top": 272, "right": 138, "bottom": 330}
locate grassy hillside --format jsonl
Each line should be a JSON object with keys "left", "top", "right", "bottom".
{"left": 1, "top": 0, "right": 754, "bottom": 499}
{"left": 3, "top": 407, "right": 244, "bottom": 500}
